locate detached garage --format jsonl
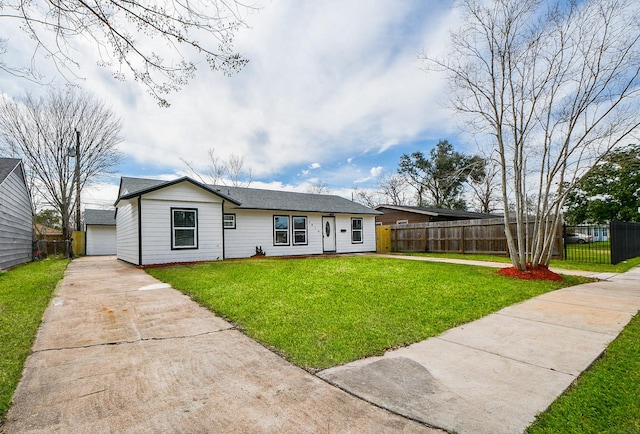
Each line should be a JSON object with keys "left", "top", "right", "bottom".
{"left": 85, "top": 209, "right": 116, "bottom": 256}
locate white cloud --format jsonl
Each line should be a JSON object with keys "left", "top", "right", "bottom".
{"left": 0, "top": 1, "right": 463, "bottom": 205}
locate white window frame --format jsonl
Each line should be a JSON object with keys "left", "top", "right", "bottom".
{"left": 273, "top": 215, "right": 290, "bottom": 246}
{"left": 171, "top": 208, "right": 198, "bottom": 249}
{"left": 351, "top": 217, "right": 363, "bottom": 244}
{"left": 292, "top": 216, "right": 308, "bottom": 245}
{"left": 223, "top": 213, "right": 236, "bottom": 229}
{"left": 396, "top": 219, "right": 409, "bottom": 225}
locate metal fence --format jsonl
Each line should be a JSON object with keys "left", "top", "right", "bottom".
{"left": 33, "top": 239, "right": 73, "bottom": 259}
{"left": 562, "top": 221, "right": 640, "bottom": 265}
{"left": 610, "top": 221, "right": 640, "bottom": 264}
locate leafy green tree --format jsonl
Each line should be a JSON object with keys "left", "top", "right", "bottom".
{"left": 564, "top": 144, "right": 640, "bottom": 224}
{"left": 34, "top": 209, "right": 61, "bottom": 230}
{"left": 398, "top": 140, "right": 484, "bottom": 209}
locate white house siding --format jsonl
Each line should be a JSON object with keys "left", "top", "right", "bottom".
{"left": 116, "top": 199, "right": 139, "bottom": 265}
{"left": 223, "top": 209, "right": 376, "bottom": 259}
{"left": 86, "top": 226, "right": 117, "bottom": 255}
{"left": 335, "top": 215, "right": 377, "bottom": 254}
{"left": 139, "top": 183, "right": 224, "bottom": 265}
{"left": 0, "top": 167, "right": 32, "bottom": 269}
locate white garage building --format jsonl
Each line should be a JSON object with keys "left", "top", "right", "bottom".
{"left": 85, "top": 209, "right": 116, "bottom": 256}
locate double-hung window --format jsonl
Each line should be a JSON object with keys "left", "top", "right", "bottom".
{"left": 172, "top": 208, "right": 198, "bottom": 249}
{"left": 274, "top": 215, "right": 290, "bottom": 245}
{"left": 292, "top": 216, "right": 307, "bottom": 245}
{"left": 223, "top": 213, "right": 236, "bottom": 229}
{"left": 351, "top": 217, "right": 363, "bottom": 243}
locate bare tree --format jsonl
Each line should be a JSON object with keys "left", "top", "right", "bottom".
{"left": 468, "top": 153, "right": 500, "bottom": 214}
{"left": 377, "top": 173, "right": 409, "bottom": 206}
{"left": 0, "top": 88, "right": 123, "bottom": 241}
{"left": 0, "top": 1, "right": 254, "bottom": 106}
{"left": 425, "top": 0, "right": 640, "bottom": 270}
{"left": 183, "top": 147, "right": 253, "bottom": 187}
{"left": 352, "top": 188, "right": 379, "bottom": 208}
{"left": 306, "top": 179, "right": 330, "bottom": 194}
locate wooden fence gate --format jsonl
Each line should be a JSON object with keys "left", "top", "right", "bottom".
{"left": 376, "top": 225, "right": 391, "bottom": 253}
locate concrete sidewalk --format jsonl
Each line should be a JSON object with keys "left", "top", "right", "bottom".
{"left": 5, "top": 255, "right": 639, "bottom": 433}
{"left": 319, "top": 263, "right": 640, "bottom": 434}
{"left": 3, "top": 256, "right": 437, "bottom": 433}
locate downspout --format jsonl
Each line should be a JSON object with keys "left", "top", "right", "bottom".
{"left": 138, "top": 196, "right": 142, "bottom": 266}
{"left": 221, "top": 200, "right": 225, "bottom": 260}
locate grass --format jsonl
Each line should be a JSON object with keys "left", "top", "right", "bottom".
{"left": 147, "top": 256, "right": 590, "bottom": 370}
{"left": 403, "top": 252, "right": 640, "bottom": 273}
{"left": 527, "top": 312, "right": 640, "bottom": 433}
{"left": 0, "top": 258, "right": 69, "bottom": 421}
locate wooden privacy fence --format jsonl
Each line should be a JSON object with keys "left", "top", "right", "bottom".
{"left": 381, "top": 218, "right": 563, "bottom": 258}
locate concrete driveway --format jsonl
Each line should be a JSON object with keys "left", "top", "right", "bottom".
{"left": 5, "top": 255, "right": 640, "bottom": 433}
{"left": 3, "top": 256, "right": 438, "bottom": 433}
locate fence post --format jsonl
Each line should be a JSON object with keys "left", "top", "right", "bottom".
{"left": 562, "top": 223, "right": 567, "bottom": 261}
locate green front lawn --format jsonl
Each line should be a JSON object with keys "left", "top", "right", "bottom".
{"left": 147, "top": 256, "right": 589, "bottom": 370}
{"left": 527, "top": 312, "right": 640, "bottom": 433}
{"left": 0, "top": 258, "right": 69, "bottom": 421}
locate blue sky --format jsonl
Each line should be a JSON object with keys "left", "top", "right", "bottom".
{"left": 0, "top": 0, "right": 467, "bottom": 209}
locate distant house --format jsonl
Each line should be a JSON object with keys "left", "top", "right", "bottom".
{"left": 114, "top": 176, "right": 381, "bottom": 266}
{"left": 84, "top": 209, "right": 116, "bottom": 256}
{"left": 0, "top": 159, "right": 33, "bottom": 269}
{"left": 375, "top": 205, "right": 498, "bottom": 226}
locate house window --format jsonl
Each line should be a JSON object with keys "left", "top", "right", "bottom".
{"left": 172, "top": 208, "right": 198, "bottom": 249}
{"left": 396, "top": 219, "right": 409, "bottom": 225}
{"left": 351, "top": 217, "right": 363, "bottom": 243}
{"left": 274, "top": 215, "right": 290, "bottom": 245}
{"left": 293, "top": 216, "right": 307, "bottom": 245}
{"left": 223, "top": 213, "right": 236, "bottom": 229}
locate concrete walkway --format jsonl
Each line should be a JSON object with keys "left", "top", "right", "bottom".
{"left": 3, "top": 256, "right": 438, "bottom": 434}
{"left": 4, "top": 256, "right": 639, "bottom": 433}
{"left": 319, "top": 257, "right": 640, "bottom": 434}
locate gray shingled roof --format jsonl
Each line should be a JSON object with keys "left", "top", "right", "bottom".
{"left": 84, "top": 209, "right": 116, "bottom": 226}
{"left": 0, "top": 158, "right": 21, "bottom": 184}
{"left": 117, "top": 176, "right": 380, "bottom": 215}
{"left": 376, "top": 205, "right": 499, "bottom": 219}
{"left": 213, "top": 185, "right": 381, "bottom": 214}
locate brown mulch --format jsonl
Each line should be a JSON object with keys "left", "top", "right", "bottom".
{"left": 497, "top": 263, "right": 563, "bottom": 281}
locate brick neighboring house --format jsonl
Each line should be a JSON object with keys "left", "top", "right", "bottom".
{"left": 375, "top": 205, "right": 498, "bottom": 226}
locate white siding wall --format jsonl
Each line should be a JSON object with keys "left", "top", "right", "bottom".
{"left": 0, "top": 167, "right": 32, "bottom": 269}
{"left": 140, "top": 183, "right": 224, "bottom": 265}
{"left": 116, "top": 199, "right": 139, "bottom": 264}
{"left": 223, "top": 210, "right": 324, "bottom": 258}
{"left": 223, "top": 209, "right": 377, "bottom": 259}
{"left": 335, "top": 215, "right": 377, "bottom": 253}
{"left": 86, "top": 226, "right": 117, "bottom": 255}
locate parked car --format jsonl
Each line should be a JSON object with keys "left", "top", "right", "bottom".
{"left": 565, "top": 233, "right": 593, "bottom": 244}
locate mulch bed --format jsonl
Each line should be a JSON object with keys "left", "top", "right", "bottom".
{"left": 497, "top": 263, "right": 563, "bottom": 281}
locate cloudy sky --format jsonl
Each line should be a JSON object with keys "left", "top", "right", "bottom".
{"left": 0, "top": 0, "right": 468, "bottom": 209}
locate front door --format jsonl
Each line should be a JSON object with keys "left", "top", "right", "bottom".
{"left": 322, "top": 216, "right": 336, "bottom": 252}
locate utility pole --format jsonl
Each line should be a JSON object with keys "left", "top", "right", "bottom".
{"left": 74, "top": 129, "right": 81, "bottom": 231}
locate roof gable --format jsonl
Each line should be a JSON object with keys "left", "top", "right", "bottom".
{"left": 115, "top": 176, "right": 239, "bottom": 206}
{"left": 0, "top": 158, "right": 22, "bottom": 185}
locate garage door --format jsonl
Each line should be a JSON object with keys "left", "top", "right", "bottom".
{"left": 86, "top": 226, "right": 117, "bottom": 255}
